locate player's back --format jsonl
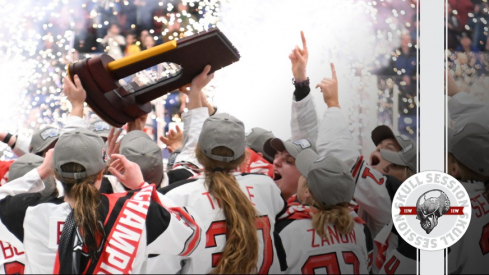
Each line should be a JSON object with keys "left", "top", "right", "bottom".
{"left": 159, "top": 173, "right": 286, "bottom": 274}
{"left": 448, "top": 181, "right": 489, "bottom": 274}
{"left": 277, "top": 211, "right": 373, "bottom": 274}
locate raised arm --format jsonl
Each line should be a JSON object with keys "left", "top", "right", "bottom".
{"left": 0, "top": 132, "right": 30, "bottom": 157}
{"left": 0, "top": 149, "right": 53, "bottom": 200}
{"left": 174, "top": 65, "right": 214, "bottom": 167}
{"left": 289, "top": 31, "right": 319, "bottom": 142}
{"left": 61, "top": 75, "right": 90, "bottom": 134}
{"left": 315, "top": 63, "right": 359, "bottom": 164}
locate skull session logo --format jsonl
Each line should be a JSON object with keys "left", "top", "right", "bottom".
{"left": 416, "top": 190, "right": 451, "bottom": 234}
{"left": 392, "top": 171, "right": 471, "bottom": 251}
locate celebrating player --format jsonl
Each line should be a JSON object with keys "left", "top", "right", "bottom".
{"left": 0, "top": 128, "right": 200, "bottom": 274}
{"left": 277, "top": 149, "right": 373, "bottom": 274}
{"left": 445, "top": 72, "right": 489, "bottom": 274}
{"left": 288, "top": 30, "right": 418, "bottom": 273}
{"left": 159, "top": 111, "right": 286, "bottom": 273}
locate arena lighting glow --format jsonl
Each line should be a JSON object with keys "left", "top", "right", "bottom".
{"left": 0, "top": 0, "right": 417, "bottom": 158}
{"left": 216, "top": 0, "right": 417, "bottom": 155}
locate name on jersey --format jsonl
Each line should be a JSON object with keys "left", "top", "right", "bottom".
{"left": 202, "top": 186, "right": 256, "bottom": 209}
{"left": 0, "top": 241, "right": 24, "bottom": 260}
{"left": 98, "top": 186, "right": 153, "bottom": 274}
{"left": 471, "top": 193, "right": 489, "bottom": 219}
{"left": 308, "top": 226, "right": 357, "bottom": 248}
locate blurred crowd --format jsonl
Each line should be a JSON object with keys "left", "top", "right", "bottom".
{"left": 71, "top": 0, "right": 207, "bottom": 59}
{"left": 446, "top": 0, "right": 489, "bottom": 110}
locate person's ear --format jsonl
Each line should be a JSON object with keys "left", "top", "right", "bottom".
{"left": 97, "top": 170, "right": 104, "bottom": 181}
{"left": 450, "top": 162, "right": 461, "bottom": 179}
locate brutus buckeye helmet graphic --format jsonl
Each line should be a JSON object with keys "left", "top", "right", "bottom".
{"left": 416, "top": 190, "right": 451, "bottom": 234}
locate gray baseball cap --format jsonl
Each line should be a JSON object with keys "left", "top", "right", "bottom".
{"left": 53, "top": 128, "right": 107, "bottom": 179}
{"left": 380, "top": 138, "right": 417, "bottom": 172}
{"left": 449, "top": 123, "right": 489, "bottom": 177}
{"left": 198, "top": 113, "right": 246, "bottom": 162}
{"left": 90, "top": 119, "right": 111, "bottom": 139}
{"left": 120, "top": 130, "right": 164, "bottom": 185}
{"left": 263, "top": 137, "right": 316, "bottom": 159}
{"left": 372, "top": 125, "right": 413, "bottom": 150}
{"left": 246, "top": 127, "right": 275, "bottom": 163}
{"left": 8, "top": 153, "right": 44, "bottom": 182}
{"left": 296, "top": 149, "right": 355, "bottom": 207}
{"left": 29, "top": 127, "right": 60, "bottom": 155}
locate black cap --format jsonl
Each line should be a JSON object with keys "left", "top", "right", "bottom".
{"left": 371, "top": 125, "right": 397, "bottom": 146}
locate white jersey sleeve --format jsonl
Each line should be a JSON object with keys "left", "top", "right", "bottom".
{"left": 316, "top": 107, "right": 360, "bottom": 164}
{"left": 11, "top": 134, "right": 30, "bottom": 158}
{"left": 0, "top": 169, "right": 44, "bottom": 200}
{"left": 351, "top": 156, "right": 393, "bottom": 238}
{"left": 173, "top": 107, "right": 208, "bottom": 170}
{"left": 291, "top": 93, "right": 319, "bottom": 143}
{"left": 278, "top": 214, "right": 373, "bottom": 274}
{"left": 145, "top": 193, "right": 201, "bottom": 258}
{"left": 60, "top": 115, "right": 89, "bottom": 135}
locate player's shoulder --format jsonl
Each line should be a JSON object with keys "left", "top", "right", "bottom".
{"left": 158, "top": 177, "right": 202, "bottom": 195}
{"left": 26, "top": 195, "right": 68, "bottom": 215}
{"left": 237, "top": 173, "right": 279, "bottom": 191}
{"left": 238, "top": 172, "right": 274, "bottom": 181}
{"left": 276, "top": 217, "right": 310, "bottom": 234}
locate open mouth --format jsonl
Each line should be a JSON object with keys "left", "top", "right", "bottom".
{"left": 371, "top": 155, "right": 380, "bottom": 167}
{"left": 274, "top": 170, "right": 282, "bottom": 181}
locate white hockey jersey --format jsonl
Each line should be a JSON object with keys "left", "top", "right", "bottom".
{"left": 0, "top": 168, "right": 46, "bottom": 275}
{"left": 378, "top": 243, "right": 417, "bottom": 275}
{"left": 276, "top": 203, "right": 373, "bottom": 274}
{"left": 448, "top": 181, "right": 489, "bottom": 274}
{"left": 0, "top": 184, "right": 200, "bottom": 274}
{"left": 159, "top": 172, "right": 287, "bottom": 274}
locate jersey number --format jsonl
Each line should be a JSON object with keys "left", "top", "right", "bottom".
{"left": 4, "top": 261, "right": 25, "bottom": 275}
{"left": 480, "top": 223, "right": 489, "bottom": 255}
{"left": 206, "top": 216, "right": 273, "bottom": 273}
{"left": 383, "top": 255, "right": 400, "bottom": 275}
{"left": 361, "top": 167, "right": 385, "bottom": 185}
{"left": 301, "top": 251, "right": 360, "bottom": 274}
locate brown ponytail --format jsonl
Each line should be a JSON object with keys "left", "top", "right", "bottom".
{"left": 196, "top": 145, "right": 259, "bottom": 274}
{"left": 55, "top": 163, "right": 104, "bottom": 260}
{"left": 310, "top": 194, "right": 354, "bottom": 240}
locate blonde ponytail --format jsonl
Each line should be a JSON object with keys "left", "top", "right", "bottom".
{"left": 311, "top": 196, "right": 354, "bottom": 240}
{"left": 196, "top": 145, "right": 259, "bottom": 274}
{"left": 55, "top": 163, "right": 104, "bottom": 260}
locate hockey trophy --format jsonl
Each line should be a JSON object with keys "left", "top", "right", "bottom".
{"left": 67, "top": 28, "right": 240, "bottom": 127}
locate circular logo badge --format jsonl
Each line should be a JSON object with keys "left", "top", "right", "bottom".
{"left": 392, "top": 171, "right": 472, "bottom": 251}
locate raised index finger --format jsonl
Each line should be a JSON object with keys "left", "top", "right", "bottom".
{"left": 331, "top": 63, "right": 337, "bottom": 81}
{"left": 301, "top": 31, "right": 307, "bottom": 49}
